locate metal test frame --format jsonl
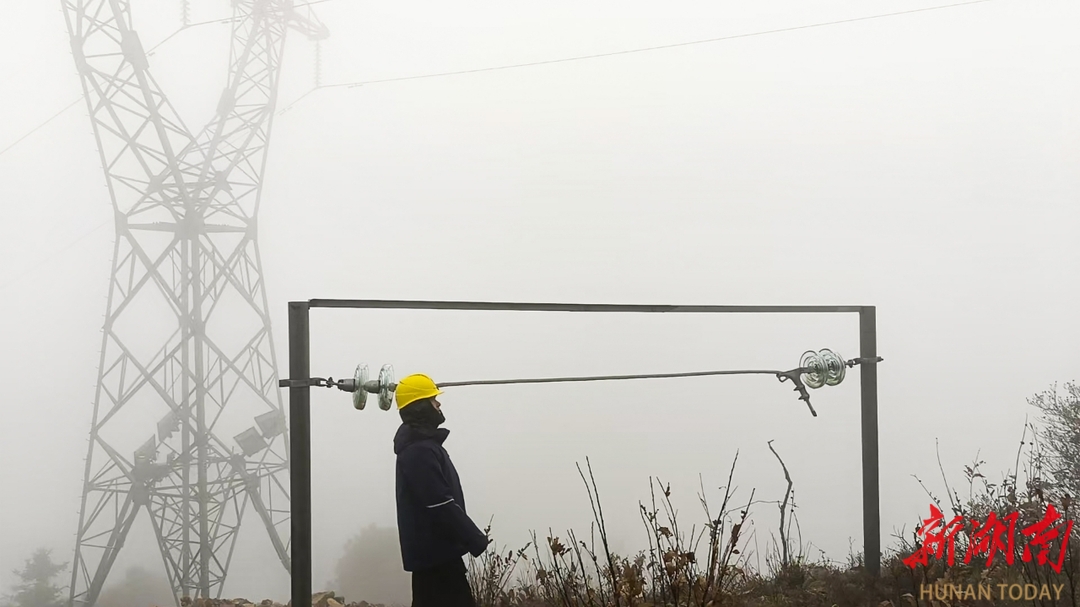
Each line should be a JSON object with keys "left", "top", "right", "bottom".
{"left": 280, "top": 299, "right": 881, "bottom": 607}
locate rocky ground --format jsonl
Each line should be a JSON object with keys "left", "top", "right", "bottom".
{"left": 177, "top": 591, "right": 398, "bottom": 607}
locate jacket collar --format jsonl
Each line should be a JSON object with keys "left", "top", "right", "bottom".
{"left": 393, "top": 423, "right": 449, "bottom": 454}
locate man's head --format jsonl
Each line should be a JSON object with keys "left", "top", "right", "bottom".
{"left": 396, "top": 374, "right": 445, "bottom": 427}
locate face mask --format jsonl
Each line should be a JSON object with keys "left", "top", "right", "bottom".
{"left": 401, "top": 399, "right": 444, "bottom": 428}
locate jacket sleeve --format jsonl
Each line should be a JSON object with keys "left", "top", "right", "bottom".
{"left": 399, "top": 445, "right": 488, "bottom": 555}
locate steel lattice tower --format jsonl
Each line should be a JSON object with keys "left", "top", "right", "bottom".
{"left": 61, "top": 2, "right": 327, "bottom": 605}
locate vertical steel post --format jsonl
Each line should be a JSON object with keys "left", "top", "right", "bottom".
{"left": 859, "top": 306, "right": 880, "bottom": 576}
{"left": 289, "top": 302, "right": 312, "bottom": 607}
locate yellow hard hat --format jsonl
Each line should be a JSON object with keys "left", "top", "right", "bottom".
{"left": 395, "top": 374, "right": 443, "bottom": 410}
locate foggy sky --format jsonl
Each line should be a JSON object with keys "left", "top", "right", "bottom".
{"left": 2, "top": 0, "right": 1079, "bottom": 601}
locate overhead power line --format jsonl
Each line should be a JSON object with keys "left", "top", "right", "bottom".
{"left": 278, "top": 0, "right": 996, "bottom": 113}
{"left": 5, "top": 0, "right": 997, "bottom": 153}
{"left": 0, "top": 97, "right": 83, "bottom": 157}
{"left": 0, "top": 32, "right": 188, "bottom": 159}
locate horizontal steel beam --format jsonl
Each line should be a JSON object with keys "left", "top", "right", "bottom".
{"left": 308, "top": 299, "right": 864, "bottom": 314}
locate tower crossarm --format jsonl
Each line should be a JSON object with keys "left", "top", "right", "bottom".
{"left": 62, "top": 0, "right": 200, "bottom": 223}
{"left": 284, "top": 3, "right": 330, "bottom": 42}
{"left": 186, "top": 0, "right": 301, "bottom": 228}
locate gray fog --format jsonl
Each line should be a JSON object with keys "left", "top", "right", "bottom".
{"left": 1, "top": 0, "right": 1078, "bottom": 602}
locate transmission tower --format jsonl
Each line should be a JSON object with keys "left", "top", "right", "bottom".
{"left": 61, "top": 2, "right": 327, "bottom": 606}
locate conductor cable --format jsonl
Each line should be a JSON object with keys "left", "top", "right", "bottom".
{"left": 436, "top": 368, "right": 789, "bottom": 388}
{"left": 281, "top": 349, "right": 884, "bottom": 419}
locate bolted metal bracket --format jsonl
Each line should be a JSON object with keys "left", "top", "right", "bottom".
{"left": 846, "top": 356, "right": 884, "bottom": 368}
{"left": 776, "top": 367, "right": 817, "bottom": 417}
{"left": 278, "top": 377, "right": 349, "bottom": 389}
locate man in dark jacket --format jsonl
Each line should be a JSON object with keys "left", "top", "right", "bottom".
{"left": 393, "top": 373, "right": 489, "bottom": 607}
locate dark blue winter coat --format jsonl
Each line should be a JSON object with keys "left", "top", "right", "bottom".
{"left": 394, "top": 424, "right": 488, "bottom": 572}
